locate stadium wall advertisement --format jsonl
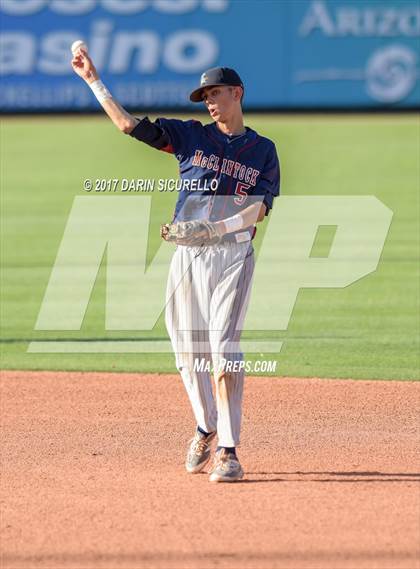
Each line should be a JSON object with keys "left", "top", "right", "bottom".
{"left": 0, "top": 0, "right": 419, "bottom": 111}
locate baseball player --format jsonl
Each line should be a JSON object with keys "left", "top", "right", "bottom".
{"left": 72, "top": 49, "right": 280, "bottom": 483}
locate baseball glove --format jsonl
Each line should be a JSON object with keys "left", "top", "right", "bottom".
{"left": 160, "top": 220, "right": 223, "bottom": 246}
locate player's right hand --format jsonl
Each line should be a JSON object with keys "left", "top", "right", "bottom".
{"left": 71, "top": 49, "right": 98, "bottom": 83}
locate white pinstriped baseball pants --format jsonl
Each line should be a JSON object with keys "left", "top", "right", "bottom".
{"left": 165, "top": 240, "right": 255, "bottom": 447}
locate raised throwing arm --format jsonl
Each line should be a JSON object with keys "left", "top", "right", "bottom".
{"left": 71, "top": 47, "right": 138, "bottom": 134}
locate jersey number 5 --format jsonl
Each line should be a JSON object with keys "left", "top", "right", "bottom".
{"left": 234, "top": 182, "right": 250, "bottom": 206}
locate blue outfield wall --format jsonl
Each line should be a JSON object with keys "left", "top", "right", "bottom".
{"left": 0, "top": 0, "right": 419, "bottom": 111}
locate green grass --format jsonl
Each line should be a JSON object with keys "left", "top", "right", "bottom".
{"left": 1, "top": 114, "right": 419, "bottom": 379}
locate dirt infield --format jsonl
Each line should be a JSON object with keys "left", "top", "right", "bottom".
{"left": 1, "top": 371, "right": 419, "bottom": 569}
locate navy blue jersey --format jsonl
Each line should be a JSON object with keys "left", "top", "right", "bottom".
{"left": 130, "top": 117, "right": 280, "bottom": 227}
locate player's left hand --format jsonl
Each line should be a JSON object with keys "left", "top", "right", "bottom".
{"left": 160, "top": 220, "right": 223, "bottom": 246}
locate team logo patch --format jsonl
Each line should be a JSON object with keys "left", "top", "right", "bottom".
{"left": 201, "top": 73, "right": 208, "bottom": 85}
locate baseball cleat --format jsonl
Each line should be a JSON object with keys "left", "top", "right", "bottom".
{"left": 208, "top": 448, "right": 244, "bottom": 483}
{"left": 185, "top": 430, "right": 216, "bottom": 473}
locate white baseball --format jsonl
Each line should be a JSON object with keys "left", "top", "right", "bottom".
{"left": 71, "top": 40, "right": 88, "bottom": 56}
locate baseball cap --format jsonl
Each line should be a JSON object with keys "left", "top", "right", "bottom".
{"left": 189, "top": 67, "right": 244, "bottom": 103}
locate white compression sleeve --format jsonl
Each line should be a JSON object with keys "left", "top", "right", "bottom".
{"left": 89, "top": 80, "right": 112, "bottom": 103}
{"left": 223, "top": 214, "right": 243, "bottom": 234}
